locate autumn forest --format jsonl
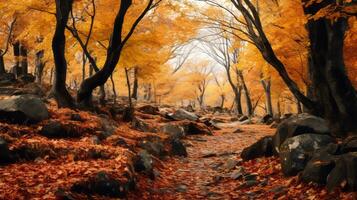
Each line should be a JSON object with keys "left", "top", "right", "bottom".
{"left": 0, "top": 0, "right": 356, "bottom": 199}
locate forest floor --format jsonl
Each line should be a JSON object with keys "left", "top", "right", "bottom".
{"left": 131, "top": 124, "right": 354, "bottom": 200}
{"left": 0, "top": 100, "right": 355, "bottom": 199}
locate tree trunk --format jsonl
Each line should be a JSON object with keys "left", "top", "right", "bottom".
{"left": 12, "top": 41, "right": 20, "bottom": 78}
{"left": 0, "top": 53, "right": 5, "bottom": 74}
{"left": 110, "top": 75, "right": 117, "bottom": 104}
{"left": 35, "top": 50, "right": 45, "bottom": 84}
{"left": 99, "top": 85, "right": 106, "bottom": 105}
{"left": 234, "top": 86, "right": 243, "bottom": 115}
{"left": 82, "top": 52, "right": 87, "bottom": 81}
{"left": 77, "top": 0, "right": 136, "bottom": 106}
{"left": 20, "top": 44, "right": 28, "bottom": 76}
{"left": 304, "top": 1, "right": 357, "bottom": 135}
{"left": 296, "top": 98, "right": 303, "bottom": 114}
{"left": 132, "top": 67, "right": 138, "bottom": 99}
{"left": 51, "top": 0, "right": 74, "bottom": 108}
{"left": 238, "top": 72, "right": 253, "bottom": 116}
{"left": 261, "top": 79, "right": 273, "bottom": 116}
{"left": 220, "top": 94, "right": 225, "bottom": 108}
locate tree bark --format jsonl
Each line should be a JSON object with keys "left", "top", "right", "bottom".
{"left": 12, "top": 41, "right": 20, "bottom": 78}
{"left": 110, "top": 74, "right": 117, "bottom": 104}
{"left": 35, "top": 50, "right": 45, "bottom": 84}
{"left": 0, "top": 53, "right": 5, "bottom": 74}
{"left": 261, "top": 79, "right": 273, "bottom": 116}
{"left": 220, "top": 94, "right": 225, "bottom": 108}
{"left": 20, "top": 44, "right": 28, "bottom": 75}
{"left": 303, "top": 1, "right": 357, "bottom": 134}
{"left": 238, "top": 71, "right": 253, "bottom": 116}
{"left": 51, "top": 0, "right": 74, "bottom": 108}
{"left": 77, "top": 0, "right": 153, "bottom": 106}
{"left": 132, "top": 67, "right": 138, "bottom": 99}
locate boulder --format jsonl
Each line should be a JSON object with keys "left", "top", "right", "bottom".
{"left": 12, "top": 83, "right": 45, "bottom": 97}
{"left": 279, "top": 134, "right": 334, "bottom": 176}
{"left": 71, "top": 171, "right": 134, "bottom": 198}
{"left": 180, "top": 121, "right": 211, "bottom": 135}
{"left": 241, "top": 136, "right": 274, "bottom": 161}
{"left": 131, "top": 117, "right": 153, "bottom": 132}
{"left": 170, "top": 139, "right": 187, "bottom": 157}
{"left": 0, "top": 73, "right": 16, "bottom": 85}
{"left": 327, "top": 152, "right": 357, "bottom": 192}
{"left": 238, "top": 115, "right": 249, "bottom": 122}
{"left": 273, "top": 113, "right": 330, "bottom": 153}
{"left": 132, "top": 150, "right": 153, "bottom": 176}
{"left": 138, "top": 137, "right": 166, "bottom": 157}
{"left": 0, "top": 137, "right": 11, "bottom": 164}
{"left": 0, "top": 95, "right": 49, "bottom": 124}
{"left": 99, "top": 117, "right": 118, "bottom": 138}
{"left": 260, "top": 114, "right": 273, "bottom": 124}
{"left": 40, "top": 121, "right": 81, "bottom": 138}
{"left": 169, "top": 109, "right": 198, "bottom": 121}
{"left": 137, "top": 105, "right": 159, "bottom": 115}
{"left": 161, "top": 123, "right": 185, "bottom": 140}
{"left": 18, "top": 74, "right": 35, "bottom": 84}
{"left": 301, "top": 152, "right": 336, "bottom": 184}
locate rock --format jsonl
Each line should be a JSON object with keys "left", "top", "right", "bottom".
{"left": 301, "top": 154, "right": 336, "bottom": 184}
{"left": 180, "top": 121, "right": 211, "bottom": 135}
{"left": 0, "top": 95, "right": 49, "bottom": 124}
{"left": 327, "top": 152, "right": 357, "bottom": 192}
{"left": 225, "top": 159, "right": 240, "bottom": 171}
{"left": 260, "top": 114, "right": 273, "bottom": 124}
{"left": 244, "top": 173, "right": 258, "bottom": 181}
{"left": 161, "top": 123, "right": 185, "bottom": 140}
{"left": 270, "top": 121, "right": 279, "bottom": 128}
{"left": 18, "top": 74, "right": 35, "bottom": 83}
{"left": 279, "top": 134, "right": 334, "bottom": 176}
{"left": 238, "top": 115, "right": 248, "bottom": 122}
{"left": 137, "top": 105, "right": 159, "bottom": 115}
{"left": 40, "top": 121, "right": 80, "bottom": 138}
{"left": 237, "top": 180, "right": 259, "bottom": 189}
{"left": 70, "top": 113, "right": 83, "bottom": 122}
{"left": 170, "top": 139, "right": 187, "bottom": 157}
{"left": 169, "top": 109, "right": 199, "bottom": 121}
{"left": 131, "top": 117, "right": 153, "bottom": 132}
{"left": 133, "top": 150, "right": 153, "bottom": 175}
{"left": 340, "top": 136, "right": 357, "bottom": 153}
{"left": 12, "top": 83, "right": 45, "bottom": 97}
{"left": 0, "top": 137, "right": 11, "bottom": 164}
{"left": 71, "top": 171, "right": 133, "bottom": 198}
{"left": 241, "top": 136, "right": 274, "bottom": 161}
{"left": 273, "top": 113, "right": 330, "bottom": 153}
{"left": 240, "top": 119, "right": 252, "bottom": 125}
{"left": 138, "top": 137, "right": 166, "bottom": 157}
{"left": 233, "top": 128, "right": 243, "bottom": 133}
{"left": 0, "top": 73, "right": 16, "bottom": 85}
{"left": 100, "top": 117, "right": 118, "bottom": 138}
{"left": 230, "top": 167, "right": 245, "bottom": 180}
{"left": 176, "top": 184, "right": 187, "bottom": 193}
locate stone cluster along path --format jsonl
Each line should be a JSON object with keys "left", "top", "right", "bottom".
{"left": 131, "top": 124, "right": 275, "bottom": 200}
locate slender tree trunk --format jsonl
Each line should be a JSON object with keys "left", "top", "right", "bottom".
{"left": 277, "top": 99, "right": 281, "bottom": 118}
{"left": 35, "top": 50, "right": 45, "bottom": 84}
{"left": 304, "top": 1, "right": 357, "bottom": 135}
{"left": 110, "top": 74, "right": 117, "bottom": 104}
{"left": 238, "top": 72, "right": 253, "bottom": 116}
{"left": 0, "top": 53, "right": 5, "bottom": 74}
{"left": 220, "top": 94, "right": 225, "bottom": 108}
{"left": 20, "top": 44, "right": 28, "bottom": 76}
{"left": 99, "top": 85, "right": 106, "bottom": 105}
{"left": 261, "top": 79, "right": 273, "bottom": 116}
{"left": 82, "top": 53, "right": 87, "bottom": 81}
{"left": 234, "top": 86, "right": 243, "bottom": 115}
{"left": 132, "top": 67, "right": 138, "bottom": 99}
{"left": 51, "top": 0, "right": 74, "bottom": 108}
{"left": 12, "top": 41, "right": 20, "bottom": 78}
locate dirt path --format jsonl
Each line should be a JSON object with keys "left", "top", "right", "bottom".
{"left": 131, "top": 124, "right": 275, "bottom": 200}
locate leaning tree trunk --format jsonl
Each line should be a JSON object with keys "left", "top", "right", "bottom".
{"left": 20, "top": 44, "right": 28, "bottom": 76}
{"left": 304, "top": 7, "right": 357, "bottom": 135}
{"left": 220, "top": 94, "right": 225, "bottom": 108}
{"left": 51, "top": 0, "right": 74, "bottom": 108}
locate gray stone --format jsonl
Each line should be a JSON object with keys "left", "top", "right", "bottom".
{"left": 169, "top": 109, "right": 199, "bottom": 121}
{"left": 273, "top": 113, "right": 330, "bottom": 153}
{"left": 0, "top": 95, "right": 49, "bottom": 124}
{"left": 279, "top": 133, "right": 334, "bottom": 176}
